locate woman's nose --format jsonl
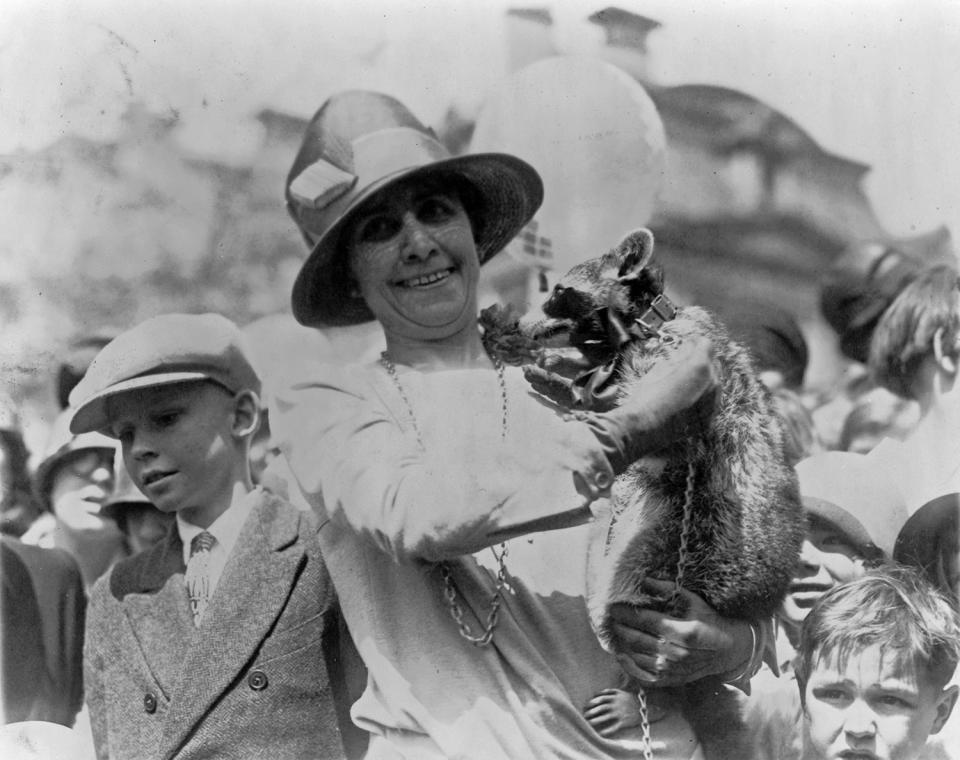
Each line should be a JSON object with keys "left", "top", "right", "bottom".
{"left": 400, "top": 216, "right": 436, "bottom": 261}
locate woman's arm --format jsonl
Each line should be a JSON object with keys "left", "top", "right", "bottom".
{"left": 272, "top": 367, "right": 614, "bottom": 562}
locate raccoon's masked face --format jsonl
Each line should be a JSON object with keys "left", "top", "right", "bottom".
{"left": 521, "top": 229, "right": 665, "bottom": 365}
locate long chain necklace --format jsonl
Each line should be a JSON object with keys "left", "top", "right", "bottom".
{"left": 379, "top": 345, "right": 510, "bottom": 647}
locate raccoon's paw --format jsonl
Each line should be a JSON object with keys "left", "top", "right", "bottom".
{"left": 523, "top": 364, "right": 580, "bottom": 409}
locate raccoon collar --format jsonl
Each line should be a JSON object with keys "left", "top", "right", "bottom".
{"left": 570, "top": 295, "right": 678, "bottom": 410}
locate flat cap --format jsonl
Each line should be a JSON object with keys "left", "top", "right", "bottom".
{"left": 69, "top": 313, "right": 261, "bottom": 435}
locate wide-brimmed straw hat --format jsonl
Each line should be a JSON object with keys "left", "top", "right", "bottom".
{"left": 285, "top": 90, "right": 543, "bottom": 327}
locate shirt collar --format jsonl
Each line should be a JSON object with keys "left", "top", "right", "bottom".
{"left": 177, "top": 487, "right": 260, "bottom": 565}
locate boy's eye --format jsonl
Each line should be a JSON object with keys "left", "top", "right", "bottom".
{"left": 874, "top": 694, "right": 914, "bottom": 712}
{"left": 812, "top": 687, "right": 850, "bottom": 705}
{"left": 152, "top": 410, "right": 181, "bottom": 429}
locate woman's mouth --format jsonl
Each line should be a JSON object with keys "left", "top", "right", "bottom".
{"left": 395, "top": 268, "right": 454, "bottom": 288}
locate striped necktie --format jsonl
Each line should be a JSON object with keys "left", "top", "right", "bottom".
{"left": 185, "top": 531, "right": 216, "bottom": 626}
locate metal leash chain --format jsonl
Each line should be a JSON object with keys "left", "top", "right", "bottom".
{"left": 638, "top": 455, "right": 697, "bottom": 758}
{"left": 637, "top": 688, "right": 654, "bottom": 760}
{"left": 669, "top": 457, "right": 697, "bottom": 613}
{"left": 380, "top": 345, "right": 510, "bottom": 647}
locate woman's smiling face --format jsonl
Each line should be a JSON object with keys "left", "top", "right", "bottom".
{"left": 345, "top": 177, "right": 480, "bottom": 343}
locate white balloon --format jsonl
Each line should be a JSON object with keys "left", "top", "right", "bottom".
{"left": 471, "top": 56, "right": 666, "bottom": 277}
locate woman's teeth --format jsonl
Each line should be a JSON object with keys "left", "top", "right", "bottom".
{"left": 398, "top": 269, "right": 453, "bottom": 288}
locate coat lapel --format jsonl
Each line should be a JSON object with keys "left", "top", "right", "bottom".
{"left": 119, "top": 527, "right": 194, "bottom": 697}
{"left": 158, "top": 491, "right": 305, "bottom": 759}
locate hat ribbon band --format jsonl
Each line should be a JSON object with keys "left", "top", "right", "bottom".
{"left": 289, "top": 126, "right": 450, "bottom": 210}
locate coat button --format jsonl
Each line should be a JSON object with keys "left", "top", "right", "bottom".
{"left": 247, "top": 670, "right": 268, "bottom": 691}
{"left": 143, "top": 693, "right": 157, "bottom": 714}
{"left": 594, "top": 470, "right": 612, "bottom": 490}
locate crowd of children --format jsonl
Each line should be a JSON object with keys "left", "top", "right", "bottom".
{"left": 1, "top": 89, "right": 959, "bottom": 760}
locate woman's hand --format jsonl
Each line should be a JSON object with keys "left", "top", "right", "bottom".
{"left": 608, "top": 578, "right": 755, "bottom": 688}
{"left": 583, "top": 689, "right": 643, "bottom": 737}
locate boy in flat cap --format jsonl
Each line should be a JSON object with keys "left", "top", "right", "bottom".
{"left": 71, "top": 313, "right": 346, "bottom": 760}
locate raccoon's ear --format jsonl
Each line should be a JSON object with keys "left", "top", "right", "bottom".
{"left": 616, "top": 229, "right": 655, "bottom": 282}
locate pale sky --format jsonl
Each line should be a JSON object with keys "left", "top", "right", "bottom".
{"left": 1, "top": 0, "right": 958, "bottom": 240}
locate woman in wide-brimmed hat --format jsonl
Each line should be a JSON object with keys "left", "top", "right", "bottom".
{"left": 273, "top": 90, "right": 759, "bottom": 759}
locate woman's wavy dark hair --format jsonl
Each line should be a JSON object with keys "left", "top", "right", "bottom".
{"left": 869, "top": 264, "right": 960, "bottom": 400}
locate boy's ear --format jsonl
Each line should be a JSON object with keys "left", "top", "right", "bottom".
{"left": 933, "top": 327, "right": 959, "bottom": 375}
{"left": 231, "top": 390, "right": 261, "bottom": 439}
{"left": 931, "top": 684, "right": 959, "bottom": 735}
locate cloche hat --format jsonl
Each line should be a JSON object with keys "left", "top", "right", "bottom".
{"left": 893, "top": 492, "right": 959, "bottom": 588}
{"left": 795, "top": 450, "right": 908, "bottom": 559}
{"left": 286, "top": 90, "right": 543, "bottom": 327}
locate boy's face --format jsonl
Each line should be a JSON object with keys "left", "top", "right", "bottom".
{"left": 781, "top": 514, "right": 868, "bottom": 629}
{"left": 804, "top": 644, "right": 958, "bottom": 760}
{"left": 106, "top": 381, "right": 244, "bottom": 526}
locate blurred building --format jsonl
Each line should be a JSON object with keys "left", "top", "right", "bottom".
{"left": 501, "top": 4, "right": 954, "bottom": 387}
{"left": 2, "top": 2, "right": 954, "bottom": 415}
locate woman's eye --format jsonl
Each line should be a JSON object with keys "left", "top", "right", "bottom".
{"left": 417, "top": 196, "right": 456, "bottom": 223}
{"left": 357, "top": 215, "right": 400, "bottom": 243}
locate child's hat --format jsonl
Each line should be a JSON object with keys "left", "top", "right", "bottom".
{"left": 285, "top": 90, "right": 543, "bottom": 327}
{"left": 69, "top": 313, "right": 261, "bottom": 435}
{"left": 795, "top": 450, "right": 908, "bottom": 558}
{"left": 894, "top": 492, "right": 959, "bottom": 572}
{"left": 33, "top": 407, "right": 117, "bottom": 510}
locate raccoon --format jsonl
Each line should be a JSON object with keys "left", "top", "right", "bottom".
{"left": 516, "top": 228, "right": 804, "bottom": 640}
{"left": 498, "top": 227, "right": 804, "bottom": 758}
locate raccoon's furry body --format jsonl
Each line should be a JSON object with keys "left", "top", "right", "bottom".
{"left": 513, "top": 228, "right": 804, "bottom": 648}
{"left": 588, "top": 304, "right": 803, "bottom": 646}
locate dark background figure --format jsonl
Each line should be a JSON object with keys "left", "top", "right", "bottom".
{"left": 0, "top": 395, "right": 41, "bottom": 538}
{"left": 720, "top": 297, "right": 809, "bottom": 392}
{"left": 53, "top": 331, "right": 120, "bottom": 412}
{"left": 1, "top": 536, "right": 86, "bottom": 727}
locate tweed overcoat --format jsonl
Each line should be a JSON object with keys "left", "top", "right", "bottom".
{"left": 83, "top": 489, "right": 346, "bottom": 759}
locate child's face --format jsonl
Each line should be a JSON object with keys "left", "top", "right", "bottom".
{"left": 48, "top": 447, "right": 121, "bottom": 538}
{"left": 803, "top": 643, "right": 957, "bottom": 760}
{"left": 781, "top": 515, "right": 867, "bottom": 629}
{"left": 106, "top": 382, "right": 242, "bottom": 526}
